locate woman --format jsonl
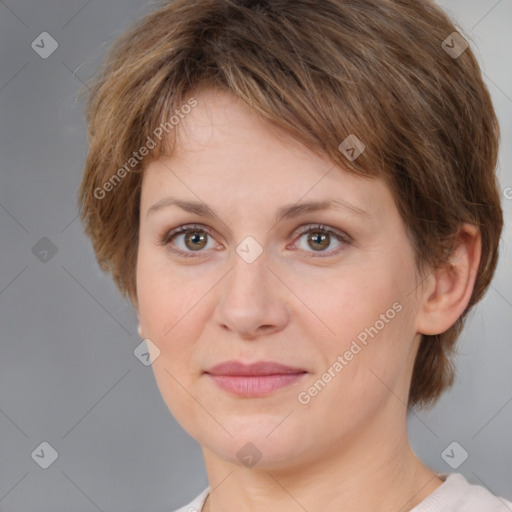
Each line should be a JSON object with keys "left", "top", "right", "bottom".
{"left": 78, "top": 0, "right": 511, "bottom": 510}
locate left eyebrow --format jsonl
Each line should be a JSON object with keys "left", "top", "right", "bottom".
{"left": 274, "top": 199, "right": 371, "bottom": 223}
{"left": 146, "top": 197, "right": 371, "bottom": 221}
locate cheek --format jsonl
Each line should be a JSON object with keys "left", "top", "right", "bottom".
{"left": 136, "top": 250, "right": 206, "bottom": 423}
{"left": 294, "top": 262, "right": 408, "bottom": 346}
{"left": 295, "top": 263, "right": 416, "bottom": 396}
{"left": 136, "top": 247, "right": 206, "bottom": 338}
{"left": 135, "top": 248, "right": 217, "bottom": 388}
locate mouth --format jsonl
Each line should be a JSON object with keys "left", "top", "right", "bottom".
{"left": 204, "top": 360, "right": 308, "bottom": 397}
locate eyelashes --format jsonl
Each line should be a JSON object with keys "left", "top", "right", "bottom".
{"left": 293, "top": 224, "right": 351, "bottom": 255}
{"left": 158, "top": 223, "right": 352, "bottom": 259}
{"left": 159, "top": 224, "right": 221, "bottom": 257}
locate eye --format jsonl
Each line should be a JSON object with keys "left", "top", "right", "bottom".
{"left": 159, "top": 223, "right": 351, "bottom": 258}
{"left": 159, "top": 224, "right": 221, "bottom": 258}
{"left": 290, "top": 224, "right": 351, "bottom": 256}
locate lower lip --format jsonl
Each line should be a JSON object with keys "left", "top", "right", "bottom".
{"left": 207, "top": 373, "right": 306, "bottom": 397}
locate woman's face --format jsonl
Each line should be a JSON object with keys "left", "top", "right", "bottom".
{"left": 136, "top": 88, "right": 426, "bottom": 469}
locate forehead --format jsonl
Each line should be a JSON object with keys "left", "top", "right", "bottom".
{"left": 172, "top": 88, "right": 322, "bottom": 166}
{"left": 141, "top": 88, "right": 390, "bottom": 221}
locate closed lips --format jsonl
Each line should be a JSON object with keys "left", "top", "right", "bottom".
{"left": 204, "top": 361, "right": 308, "bottom": 376}
{"left": 204, "top": 361, "right": 308, "bottom": 397}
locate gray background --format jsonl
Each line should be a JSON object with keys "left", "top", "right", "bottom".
{"left": 0, "top": 0, "right": 511, "bottom": 510}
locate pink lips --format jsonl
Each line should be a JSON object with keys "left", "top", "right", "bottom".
{"left": 204, "top": 361, "right": 307, "bottom": 397}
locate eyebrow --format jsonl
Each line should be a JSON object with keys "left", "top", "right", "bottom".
{"left": 146, "top": 197, "right": 370, "bottom": 222}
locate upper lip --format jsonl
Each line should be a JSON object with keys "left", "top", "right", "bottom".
{"left": 205, "top": 360, "right": 307, "bottom": 376}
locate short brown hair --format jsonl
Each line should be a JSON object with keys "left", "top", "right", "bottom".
{"left": 78, "top": 0, "right": 503, "bottom": 409}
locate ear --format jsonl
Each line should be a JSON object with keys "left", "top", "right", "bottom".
{"left": 416, "top": 223, "right": 481, "bottom": 336}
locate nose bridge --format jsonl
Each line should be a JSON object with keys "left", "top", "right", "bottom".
{"left": 213, "top": 240, "right": 288, "bottom": 337}
{"left": 226, "top": 244, "right": 270, "bottom": 303}
{"left": 222, "top": 232, "right": 267, "bottom": 289}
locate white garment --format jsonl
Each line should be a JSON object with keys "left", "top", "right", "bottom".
{"left": 172, "top": 473, "right": 512, "bottom": 512}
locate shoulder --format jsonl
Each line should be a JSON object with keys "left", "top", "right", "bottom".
{"left": 169, "top": 477, "right": 512, "bottom": 512}
{"left": 171, "top": 487, "right": 209, "bottom": 512}
{"left": 412, "top": 473, "right": 512, "bottom": 512}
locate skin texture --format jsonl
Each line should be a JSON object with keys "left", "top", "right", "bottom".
{"left": 135, "top": 88, "right": 481, "bottom": 512}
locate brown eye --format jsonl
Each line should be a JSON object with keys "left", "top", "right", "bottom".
{"left": 183, "top": 230, "right": 208, "bottom": 251}
{"left": 292, "top": 224, "right": 350, "bottom": 256}
{"left": 307, "top": 231, "right": 331, "bottom": 251}
{"left": 161, "top": 224, "right": 219, "bottom": 258}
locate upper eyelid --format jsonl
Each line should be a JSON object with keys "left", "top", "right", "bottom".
{"left": 294, "top": 223, "right": 350, "bottom": 240}
{"left": 162, "top": 223, "right": 217, "bottom": 242}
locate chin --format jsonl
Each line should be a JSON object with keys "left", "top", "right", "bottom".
{"left": 198, "top": 417, "right": 314, "bottom": 470}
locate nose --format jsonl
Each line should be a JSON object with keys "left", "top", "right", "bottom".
{"left": 212, "top": 250, "right": 290, "bottom": 340}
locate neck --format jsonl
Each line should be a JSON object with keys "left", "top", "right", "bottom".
{"left": 200, "top": 409, "right": 443, "bottom": 512}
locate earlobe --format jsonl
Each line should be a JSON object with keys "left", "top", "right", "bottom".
{"left": 416, "top": 224, "right": 481, "bottom": 336}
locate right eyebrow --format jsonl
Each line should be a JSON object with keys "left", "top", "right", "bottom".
{"left": 147, "top": 198, "right": 216, "bottom": 218}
